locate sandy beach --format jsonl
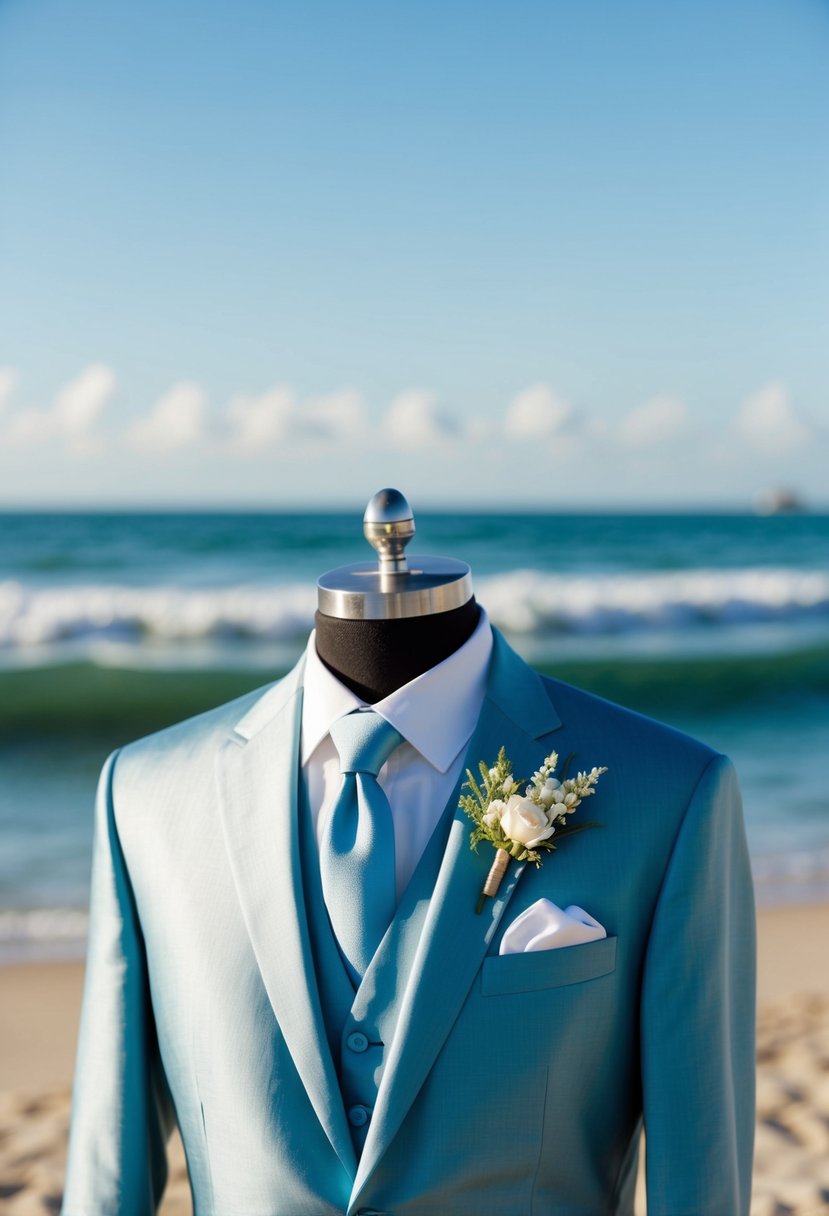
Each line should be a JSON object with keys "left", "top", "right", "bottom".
{"left": 1, "top": 904, "right": 827, "bottom": 1215}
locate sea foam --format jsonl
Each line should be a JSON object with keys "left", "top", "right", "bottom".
{"left": 0, "top": 567, "right": 827, "bottom": 651}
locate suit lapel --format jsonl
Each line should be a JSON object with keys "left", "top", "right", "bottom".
{"left": 214, "top": 656, "right": 358, "bottom": 1180}
{"left": 350, "top": 628, "right": 562, "bottom": 1204}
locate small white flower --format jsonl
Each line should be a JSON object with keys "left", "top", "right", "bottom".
{"left": 564, "top": 792, "right": 578, "bottom": 806}
{"left": 545, "top": 777, "right": 561, "bottom": 791}
{"left": 552, "top": 801, "right": 568, "bottom": 817}
{"left": 538, "top": 786, "right": 556, "bottom": 807}
{"left": 488, "top": 766, "right": 499, "bottom": 780}
{"left": 485, "top": 799, "right": 507, "bottom": 824}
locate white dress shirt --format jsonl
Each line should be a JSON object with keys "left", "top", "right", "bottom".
{"left": 300, "top": 606, "right": 493, "bottom": 901}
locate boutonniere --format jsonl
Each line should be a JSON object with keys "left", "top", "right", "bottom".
{"left": 460, "top": 747, "right": 607, "bottom": 913}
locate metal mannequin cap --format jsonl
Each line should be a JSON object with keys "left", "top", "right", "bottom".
{"left": 316, "top": 488, "right": 473, "bottom": 620}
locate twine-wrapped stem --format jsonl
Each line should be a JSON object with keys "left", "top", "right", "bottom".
{"left": 475, "top": 847, "right": 511, "bottom": 914}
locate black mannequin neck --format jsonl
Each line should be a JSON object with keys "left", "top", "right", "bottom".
{"left": 313, "top": 598, "right": 481, "bottom": 703}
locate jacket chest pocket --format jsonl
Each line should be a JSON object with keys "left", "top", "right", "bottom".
{"left": 480, "top": 935, "right": 617, "bottom": 996}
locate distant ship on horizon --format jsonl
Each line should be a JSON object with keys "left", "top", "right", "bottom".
{"left": 754, "top": 487, "right": 807, "bottom": 515}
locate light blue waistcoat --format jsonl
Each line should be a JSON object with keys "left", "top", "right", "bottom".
{"left": 298, "top": 772, "right": 458, "bottom": 1158}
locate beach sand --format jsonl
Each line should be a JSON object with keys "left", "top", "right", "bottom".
{"left": 1, "top": 904, "right": 827, "bottom": 1215}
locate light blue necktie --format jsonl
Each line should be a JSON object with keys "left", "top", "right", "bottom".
{"left": 320, "top": 709, "right": 404, "bottom": 984}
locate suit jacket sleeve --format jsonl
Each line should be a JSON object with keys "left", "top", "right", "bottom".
{"left": 640, "top": 751, "right": 756, "bottom": 1214}
{"left": 62, "top": 749, "right": 175, "bottom": 1216}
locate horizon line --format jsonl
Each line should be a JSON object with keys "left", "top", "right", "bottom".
{"left": 0, "top": 501, "right": 826, "bottom": 517}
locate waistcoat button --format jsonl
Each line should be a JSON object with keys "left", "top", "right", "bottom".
{"left": 348, "top": 1104, "right": 369, "bottom": 1127}
{"left": 346, "top": 1030, "right": 369, "bottom": 1053}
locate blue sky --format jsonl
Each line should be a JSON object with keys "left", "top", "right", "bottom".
{"left": 1, "top": 0, "right": 827, "bottom": 507}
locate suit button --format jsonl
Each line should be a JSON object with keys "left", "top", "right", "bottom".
{"left": 346, "top": 1030, "right": 369, "bottom": 1053}
{"left": 348, "top": 1104, "right": 369, "bottom": 1127}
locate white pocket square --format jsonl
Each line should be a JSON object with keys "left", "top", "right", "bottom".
{"left": 499, "top": 898, "right": 607, "bottom": 955}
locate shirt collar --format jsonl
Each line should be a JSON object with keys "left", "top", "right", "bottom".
{"left": 300, "top": 605, "right": 493, "bottom": 773}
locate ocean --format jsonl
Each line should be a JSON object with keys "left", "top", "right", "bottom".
{"left": 1, "top": 508, "right": 828, "bottom": 962}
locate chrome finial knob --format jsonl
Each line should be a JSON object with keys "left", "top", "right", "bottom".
{"left": 316, "top": 487, "right": 472, "bottom": 619}
{"left": 363, "top": 487, "right": 415, "bottom": 573}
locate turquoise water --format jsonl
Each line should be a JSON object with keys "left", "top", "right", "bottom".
{"left": 1, "top": 509, "right": 828, "bottom": 959}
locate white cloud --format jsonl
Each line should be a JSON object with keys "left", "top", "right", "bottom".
{"left": 382, "top": 390, "right": 460, "bottom": 448}
{"left": 0, "top": 363, "right": 115, "bottom": 449}
{"left": 126, "top": 381, "right": 207, "bottom": 453}
{"left": 54, "top": 364, "right": 116, "bottom": 434}
{"left": 299, "top": 389, "right": 366, "bottom": 441}
{"left": 0, "top": 367, "right": 19, "bottom": 413}
{"left": 504, "top": 383, "right": 573, "bottom": 440}
{"left": 225, "top": 385, "right": 295, "bottom": 451}
{"left": 734, "top": 381, "right": 813, "bottom": 454}
{"left": 224, "top": 385, "right": 370, "bottom": 453}
{"left": 617, "top": 395, "right": 686, "bottom": 447}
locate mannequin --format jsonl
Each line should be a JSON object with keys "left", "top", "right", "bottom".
{"left": 61, "top": 487, "right": 756, "bottom": 1216}
{"left": 313, "top": 487, "right": 479, "bottom": 701}
{"left": 314, "top": 599, "right": 480, "bottom": 702}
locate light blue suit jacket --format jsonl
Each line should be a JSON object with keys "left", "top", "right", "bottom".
{"left": 62, "top": 627, "right": 755, "bottom": 1215}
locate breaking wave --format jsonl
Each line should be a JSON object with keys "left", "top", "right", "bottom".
{"left": 0, "top": 567, "right": 827, "bottom": 655}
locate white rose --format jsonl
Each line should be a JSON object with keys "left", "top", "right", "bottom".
{"left": 500, "top": 794, "right": 556, "bottom": 848}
